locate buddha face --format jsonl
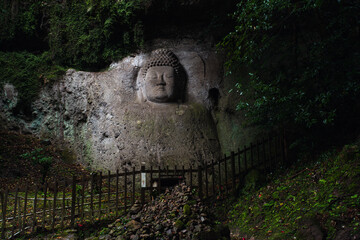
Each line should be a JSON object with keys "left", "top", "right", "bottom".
{"left": 144, "top": 66, "right": 176, "bottom": 103}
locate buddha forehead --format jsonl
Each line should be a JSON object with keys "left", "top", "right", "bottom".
{"left": 146, "top": 66, "right": 174, "bottom": 76}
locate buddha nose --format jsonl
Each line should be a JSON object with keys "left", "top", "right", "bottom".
{"left": 157, "top": 75, "right": 166, "bottom": 85}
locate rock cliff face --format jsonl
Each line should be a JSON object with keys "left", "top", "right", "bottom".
{"left": 1, "top": 40, "right": 223, "bottom": 171}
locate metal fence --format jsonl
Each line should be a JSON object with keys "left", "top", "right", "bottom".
{"left": 0, "top": 134, "right": 286, "bottom": 239}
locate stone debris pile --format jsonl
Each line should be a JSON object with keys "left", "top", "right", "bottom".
{"left": 94, "top": 183, "right": 230, "bottom": 240}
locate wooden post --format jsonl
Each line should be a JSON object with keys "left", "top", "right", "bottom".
{"left": 283, "top": 129, "right": 288, "bottom": 165}
{"left": 13, "top": 186, "right": 19, "bottom": 236}
{"left": 17, "top": 191, "right": 22, "bottom": 231}
{"left": 115, "top": 170, "right": 119, "bottom": 216}
{"left": 197, "top": 165, "right": 203, "bottom": 200}
{"left": 61, "top": 182, "right": 66, "bottom": 229}
{"left": 132, "top": 167, "right": 136, "bottom": 205}
{"left": 257, "top": 140, "right": 260, "bottom": 167}
{"left": 205, "top": 163, "right": 209, "bottom": 199}
{"left": 42, "top": 182, "right": 48, "bottom": 229}
{"left": 150, "top": 166, "right": 153, "bottom": 191}
{"left": 244, "top": 145, "right": 247, "bottom": 171}
{"left": 237, "top": 148, "right": 241, "bottom": 175}
{"left": 275, "top": 135, "right": 279, "bottom": 166}
{"left": 224, "top": 154, "right": 228, "bottom": 194}
{"left": 182, "top": 166, "right": 185, "bottom": 184}
{"left": 231, "top": 151, "right": 236, "bottom": 194}
{"left": 157, "top": 166, "right": 161, "bottom": 192}
{"left": 81, "top": 176, "right": 85, "bottom": 221}
{"left": 22, "top": 186, "right": 29, "bottom": 233}
{"left": 281, "top": 133, "right": 285, "bottom": 165}
{"left": 1, "top": 187, "right": 9, "bottom": 239}
{"left": 212, "top": 160, "right": 215, "bottom": 197}
{"left": 268, "top": 135, "right": 272, "bottom": 171}
{"left": 189, "top": 165, "right": 193, "bottom": 189}
{"left": 141, "top": 165, "right": 146, "bottom": 205}
{"left": 124, "top": 169, "right": 127, "bottom": 212}
{"left": 90, "top": 174, "right": 94, "bottom": 221}
{"left": 262, "top": 137, "right": 266, "bottom": 168}
{"left": 107, "top": 171, "right": 111, "bottom": 215}
{"left": 52, "top": 181, "right": 58, "bottom": 231}
{"left": 218, "top": 159, "right": 221, "bottom": 195}
{"left": 70, "top": 176, "right": 76, "bottom": 227}
{"left": 98, "top": 172, "right": 102, "bottom": 219}
{"left": 250, "top": 142, "right": 254, "bottom": 168}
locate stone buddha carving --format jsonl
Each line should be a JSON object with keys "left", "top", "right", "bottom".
{"left": 141, "top": 49, "right": 185, "bottom": 103}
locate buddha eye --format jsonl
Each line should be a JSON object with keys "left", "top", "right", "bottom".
{"left": 165, "top": 75, "right": 174, "bottom": 78}
{"left": 148, "top": 73, "right": 157, "bottom": 79}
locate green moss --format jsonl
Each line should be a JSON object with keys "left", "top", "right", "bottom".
{"left": 183, "top": 204, "right": 191, "bottom": 215}
{"left": 175, "top": 219, "right": 185, "bottom": 230}
{"left": 228, "top": 143, "right": 360, "bottom": 239}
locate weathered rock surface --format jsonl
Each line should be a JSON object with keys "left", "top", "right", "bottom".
{"left": 92, "top": 183, "right": 230, "bottom": 240}
{"left": 0, "top": 41, "right": 222, "bottom": 171}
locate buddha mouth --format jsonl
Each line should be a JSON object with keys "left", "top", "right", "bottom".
{"left": 155, "top": 86, "right": 166, "bottom": 91}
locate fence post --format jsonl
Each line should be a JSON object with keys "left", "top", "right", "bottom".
{"left": 115, "top": 169, "right": 119, "bottom": 216}
{"left": 257, "top": 140, "right": 260, "bottom": 166}
{"left": 42, "top": 182, "right": 48, "bottom": 229}
{"left": 61, "top": 181, "right": 66, "bottom": 228}
{"left": 197, "top": 165, "right": 203, "bottom": 200}
{"left": 81, "top": 176, "right": 85, "bottom": 221}
{"left": 250, "top": 142, "right": 254, "bottom": 168}
{"left": 244, "top": 145, "right": 248, "bottom": 171}
{"left": 189, "top": 165, "right": 193, "bottom": 189}
{"left": 124, "top": 169, "right": 127, "bottom": 212}
{"left": 107, "top": 171, "right": 111, "bottom": 215}
{"left": 218, "top": 159, "right": 221, "bottom": 195}
{"left": 132, "top": 167, "right": 136, "bottom": 205}
{"left": 224, "top": 154, "right": 228, "bottom": 194}
{"left": 70, "top": 175, "right": 76, "bottom": 227}
{"left": 205, "top": 163, "right": 209, "bottom": 199}
{"left": 283, "top": 129, "right": 289, "bottom": 165}
{"left": 98, "top": 172, "right": 102, "bottom": 219}
{"left": 262, "top": 137, "right": 267, "bottom": 168}
{"left": 13, "top": 186, "right": 19, "bottom": 236}
{"left": 237, "top": 148, "right": 241, "bottom": 175}
{"left": 231, "top": 151, "right": 236, "bottom": 195}
{"left": 212, "top": 160, "right": 215, "bottom": 197}
{"left": 1, "top": 187, "right": 9, "bottom": 239}
{"left": 90, "top": 174, "right": 95, "bottom": 222}
{"left": 157, "top": 166, "right": 161, "bottom": 192}
{"left": 268, "top": 134, "right": 273, "bottom": 171}
{"left": 52, "top": 181, "right": 58, "bottom": 231}
{"left": 141, "top": 165, "right": 146, "bottom": 205}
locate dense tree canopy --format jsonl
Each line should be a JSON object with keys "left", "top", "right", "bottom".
{"left": 0, "top": 0, "right": 145, "bottom": 69}
{"left": 219, "top": 0, "right": 360, "bottom": 151}
{"left": 0, "top": 0, "right": 146, "bottom": 115}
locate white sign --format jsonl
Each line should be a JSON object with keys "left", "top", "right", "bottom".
{"left": 141, "top": 172, "right": 146, "bottom": 188}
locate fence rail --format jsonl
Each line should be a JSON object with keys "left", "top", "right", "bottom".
{"left": 0, "top": 134, "right": 286, "bottom": 239}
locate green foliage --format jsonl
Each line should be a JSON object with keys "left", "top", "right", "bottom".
{"left": 1, "top": 1, "right": 145, "bottom": 70}
{"left": 0, "top": 51, "right": 66, "bottom": 114}
{"left": 228, "top": 144, "right": 360, "bottom": 239}
{"left": 20, "top": 147, "right": 53, "bottom": 183}
{"left": 219, "top": 0, "right": 360, "bottom": 130}
{"left": 20, "top": 147, "right": 53, "bottom": 168}
{"left": 0, "top": 0, "right": 42, "bottom": 44}
{"left": 0, "top": 0, "right": 146, "bottom": 110}
{"left": 47, "top": 0, "right": 145, "bottom": 70}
